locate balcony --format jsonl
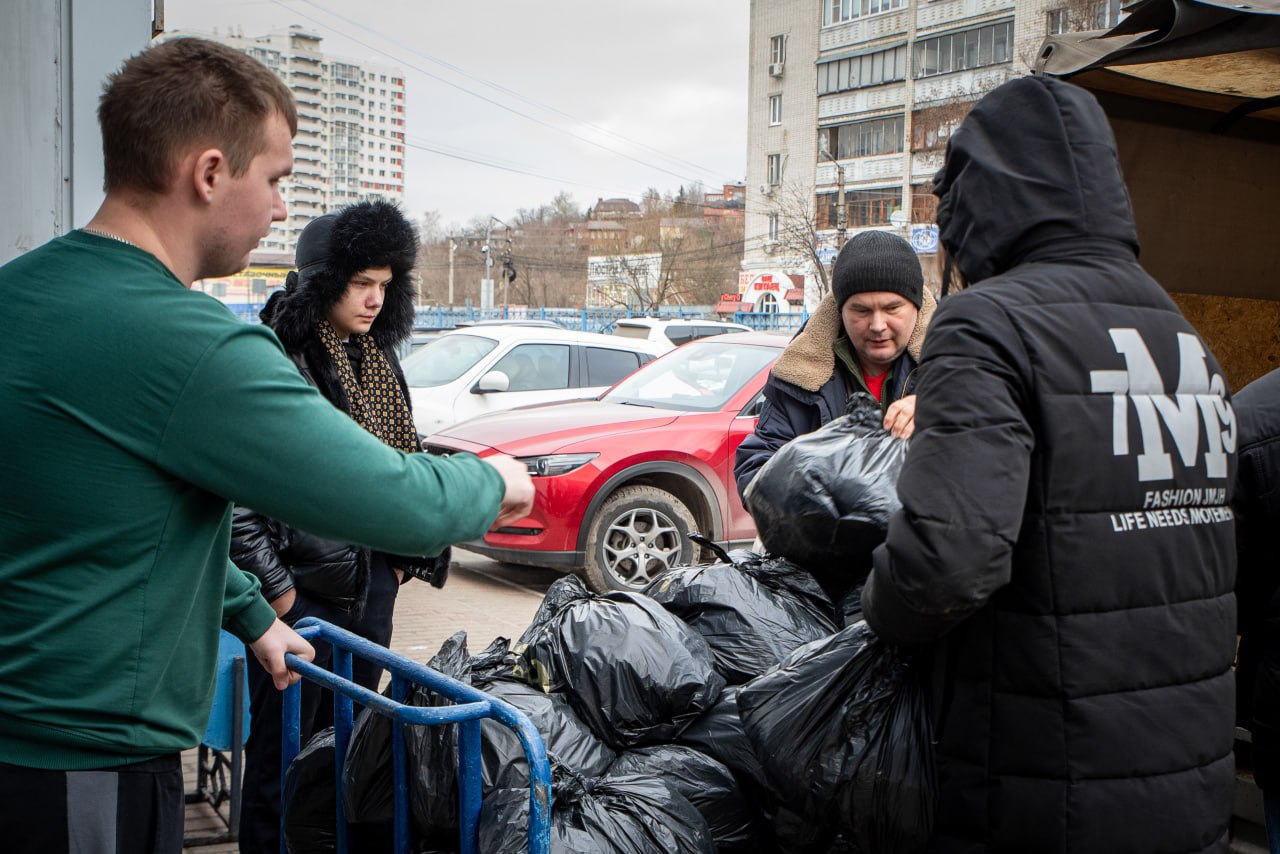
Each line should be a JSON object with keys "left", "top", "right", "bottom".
{"left": 818, "top": 83, "right": 907, "bottom": 120}
{"left": 820, "top": 9, "right": 909, "bottom": 52}
{"left": 815, "top": 153, "right": 905, "bottom": 186}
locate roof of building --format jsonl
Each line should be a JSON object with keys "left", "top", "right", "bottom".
{"left": 592, "top": 197, "right": 642, "bottom": 217}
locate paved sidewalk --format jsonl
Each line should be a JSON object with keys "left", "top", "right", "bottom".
{"left": 182, "top": 557, "right": 563, "bottom": 851}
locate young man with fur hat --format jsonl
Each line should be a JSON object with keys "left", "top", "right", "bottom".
{"left": 230, "top": 200, "right": 446, "bottom": 851}
{"left": 734, "top": 229, "right": 935, "bottom": 501}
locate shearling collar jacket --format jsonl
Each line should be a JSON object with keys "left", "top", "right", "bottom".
{"left": 732, "top": 289, "right": 935, "bottom": 501}
{"left": 771, "top": 288, "right": 935, "bottom": 393}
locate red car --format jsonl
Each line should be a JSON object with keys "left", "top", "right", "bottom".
{"left": 423, "top": 332, "right": 786, "bottom": 592}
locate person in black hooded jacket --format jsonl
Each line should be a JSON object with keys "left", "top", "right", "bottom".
{"left": 862, "top": 76, "right": 1238, "bottom": 852}
{"left": 1234, "top": 368, "right": 1280, "bottom": 852}
{"left": 230, "top": 200, "right": 445, "bottom": 852}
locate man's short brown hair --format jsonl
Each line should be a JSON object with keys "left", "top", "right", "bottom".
{"left": 98, "top": 38, "right": 297, "bottom": 194}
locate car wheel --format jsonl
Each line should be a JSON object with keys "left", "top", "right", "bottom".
{"left": 582, "top": 485, "right": 696, "bottom": 593}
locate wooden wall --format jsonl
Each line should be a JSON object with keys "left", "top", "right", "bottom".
{"left": 1173, "top": 293, "right": 1280, "bottom": 393}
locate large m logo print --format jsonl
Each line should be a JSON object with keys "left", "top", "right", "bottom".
{"left": 1089, "top": 329, "right": 1236, "bottom": 482}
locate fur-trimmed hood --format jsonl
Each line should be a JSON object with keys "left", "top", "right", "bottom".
{"left": 772, "top": 288, "right": 936, "bottom": 392}
{"left": 260, "top": 201, "right": 419, "bottom": 350}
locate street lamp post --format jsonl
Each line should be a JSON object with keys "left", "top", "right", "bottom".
{"left": 819, "top": 148, "right": 847, "bottom": 250}
{"left": 489, "top": 215, "right": 514, "bottom": 313}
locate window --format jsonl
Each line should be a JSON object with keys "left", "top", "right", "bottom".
{"left": 817, "top": 45, "right": 907, "bottom": 95}
{"left": 492, "top": 344, "right": 570, "bottom": 392}
{"left": 211, "top": 281, "right": 227, "bottom": 298}
{"left": 769, "top": 94, "right": 783, "bottom": 126}
{"left": 1047, "top": 2, "right": 1109, "bottom": 34}
{"left": 824, "top": 0, "right": 906, "bottom": 26}
{"left": 818, "top": 115, "right": 904, "bottom": 160}
{"left": 770, "top": 35, "right": 786, "bottom": 65}
{"left": 757, "top": 292, "right": 780, "bottom": 313}
{"left": 251, "top": 277, "right": 267, "bottom": 296}
{"left": 768, "top": 213, "right": 780, "bottom": 242}
{"left": 913, "top": 21, "right": 1012, "bottom": 78}
{"left": 767, "top": 153, "right": 782, "bottom": 186}
{"left": 664, "top": 327, "right": 698, "bottom": 347}
{"left": 586, "top": 347, "right": 643, "bottom": 386}
{"left": 817, "top": 187, "right": 901, "bottom": 228}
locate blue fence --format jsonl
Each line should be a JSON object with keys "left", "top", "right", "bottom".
{"left": 224, "top": 303, "right": 808, "bottom": 335}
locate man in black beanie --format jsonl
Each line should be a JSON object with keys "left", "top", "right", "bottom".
{"left": 230, "top": 200, "right": 450, "bottom": 852}
{"left": 734, "top": 229, "right": 935, "bottom": 501}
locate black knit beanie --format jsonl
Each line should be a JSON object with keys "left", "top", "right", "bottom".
{"left": 831, "top": 230, "right": 923, "bottom": 309}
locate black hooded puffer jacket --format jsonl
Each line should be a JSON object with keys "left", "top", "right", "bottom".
{"left": 230, "top": 202, "right": 444, "bottom": 608}
{"left": 862, "top": 77, "right": 1237, "bottom": 853}
{"left": 1234, "top": 369, "right": 1280, "bottom": 789}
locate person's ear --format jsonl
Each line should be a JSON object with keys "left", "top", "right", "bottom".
{"left": 191, "top": 148, "right": 226, "bottom": 205}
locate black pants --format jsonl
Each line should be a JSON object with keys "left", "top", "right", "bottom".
{"left": 238, "top": 560, "right": 399, "bottom": 854}
{"left": 0, "top": 754, "right": 183, "bottom": 853}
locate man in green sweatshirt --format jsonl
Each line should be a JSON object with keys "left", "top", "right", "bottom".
{"left": 0, "top": 38, "right": 533, "bottom": 853}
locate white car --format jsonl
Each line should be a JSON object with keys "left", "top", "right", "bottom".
{"left": 401, "top": 326, "right": 666, "bottom": 435}
{"left": 604, "top": 317, "right": 753, "bottom": 350}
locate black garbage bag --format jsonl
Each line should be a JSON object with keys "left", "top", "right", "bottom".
{"left": 478, "top": 767, "right": 714, "bottom": 854}
{"left": 343, "top": 635, "right": 525, "bottom": 826}
{"left": 478, "top": 678, "right": 616, "bottom": 792}
{"left": 737, "top": 621, "right": 935, "bottom": 853}
{"left": 283, "top": 728, "right": 337, "bottom": 854}
{"left": 515, "top": 574, "right": 725, "bottom": 748}
{"left": 283, "top": 727, "right": 393, "bottom": 854}
{"left": 745, "top": 393, "right": 907, "bottom": 577}
{"left": 404, "top": 632, "right": 472, "bottom": 840}
{"left": 343, "top": 697, "right": 395, "bottom": 824}
{"left": 355, "top": 632, "right": 613, "bottom": 842}
{"left": 839, "top": 583, "right": 864, "bottom": 627}
{"left": 673, "top": 687, "right": 826, "bottom": 853}
{"left": 608, "top": 745, "right": 761, "bottom": 853}
{"left": 644, "top": 551, "right": 840, "bottom": 684}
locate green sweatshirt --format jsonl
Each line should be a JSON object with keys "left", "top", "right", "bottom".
{"left": 0, "top": 232, "right": 505, "bottom": 769}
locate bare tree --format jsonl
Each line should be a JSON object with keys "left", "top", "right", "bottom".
{"left": 418, "top": 210, "right": 446, "bottom": 246}
{"left": 1021, "top": 0, "right": 1114, "bottom": 67}
{"left": 761, "top": 179, "right": 833, "bottom": 299}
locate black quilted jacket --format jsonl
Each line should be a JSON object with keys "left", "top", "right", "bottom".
{"left": 862, "top": 77, "right": 1237, "bottom": 853}
{"left": 1234, "top": 369, "right": 1280, "bottom": 789}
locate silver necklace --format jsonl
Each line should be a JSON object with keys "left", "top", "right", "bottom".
{"left": 82, "top": 227, "right": 140, "bottom": 250}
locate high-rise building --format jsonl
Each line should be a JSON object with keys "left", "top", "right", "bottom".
{"left": 165, "top": 26, "right": 407, "bottom": 255}
{"left": 743, "top": 0, "right": 1119, "bottom": 305}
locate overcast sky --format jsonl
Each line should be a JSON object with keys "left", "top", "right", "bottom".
{"left": 163, "top": 0, "right": 750, "bottom": 229}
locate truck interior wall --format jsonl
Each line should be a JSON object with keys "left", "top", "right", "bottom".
{"left": 1096, "top": 94, "right": 1280, "bottom": 392}
{"left": 1168, "top": 293, "right": 1280, "bottom": 392}
{"left": 1108, "top": 112, "right": 1277, "bottom": 302}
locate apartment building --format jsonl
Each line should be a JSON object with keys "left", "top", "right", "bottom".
{"left": 166, "top": 26, "right": 406, "bottom": 256}
{"left": 743, "top": 0, "right": 1115, "bottom": 306}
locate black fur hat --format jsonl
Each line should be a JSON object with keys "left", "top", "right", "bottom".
{"left": 261, "top": 200, "right": 419, "bottom": 350}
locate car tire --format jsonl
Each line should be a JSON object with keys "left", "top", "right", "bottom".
{"left": 582, "top": 485, "right": 696, "bottom": 593}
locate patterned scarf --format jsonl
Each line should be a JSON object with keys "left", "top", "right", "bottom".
{"left": 316, "top": 319, "right": 420, "bottom": 453}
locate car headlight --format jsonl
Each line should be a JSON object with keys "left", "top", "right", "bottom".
{"left": 520, "top": 453, "right": 599, "bottom": 477}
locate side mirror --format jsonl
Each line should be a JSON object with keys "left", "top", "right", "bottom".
{"left": 473, "top": 370, "right": 510, "bottom": 394}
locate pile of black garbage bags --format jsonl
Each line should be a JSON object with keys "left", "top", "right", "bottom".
{"left": 283, "top": 399, "right": 935, "bottom": 853}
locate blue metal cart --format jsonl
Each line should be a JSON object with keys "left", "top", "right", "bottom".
{"left": 282, "top": 617, "right": 552, "bottom": 854}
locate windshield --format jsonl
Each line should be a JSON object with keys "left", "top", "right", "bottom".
{"left": 400, "top": 334, "right": 498, "bottom": 388}
{"left": 604, "top": 340, "right": 779, "bottom": 412}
